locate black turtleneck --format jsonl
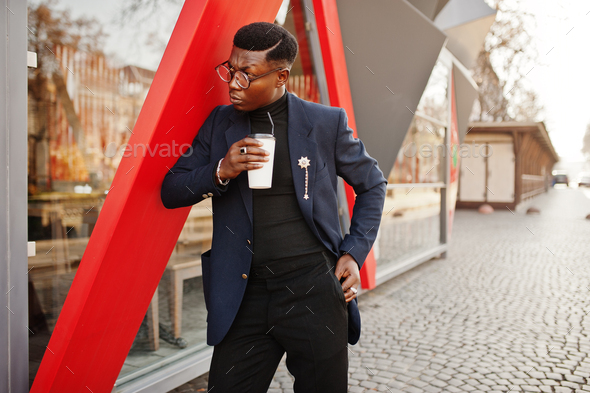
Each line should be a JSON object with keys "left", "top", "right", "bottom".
{"left": 249, "top": 91, "right": 327, "bottom": 266}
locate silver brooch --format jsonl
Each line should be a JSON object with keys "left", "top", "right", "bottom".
{"left": 298, "top": 156, "right": 311, "bottom": 200}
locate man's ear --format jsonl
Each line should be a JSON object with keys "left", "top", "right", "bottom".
{"left": 276, "top": 68, "right": 290, "bottom": 87}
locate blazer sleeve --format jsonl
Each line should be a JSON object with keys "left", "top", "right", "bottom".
{"left": 334, "top": 108, "right": 387, "bottom": 269}
{"left": 160, "top": 106, "right": 228, "bottom": 209}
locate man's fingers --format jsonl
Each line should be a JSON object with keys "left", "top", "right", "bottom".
{"left": 237, "top": 147, "right": 270, "bottom": 158}
{"left": 334, "top": 265, "right": 348, "bottom": 280}
{"left": 340, "top": 274, "right": 357, "bottom": 293}
{"left": 238, "top": 155, "right": 269, "bottom": 164}
{"left": 244, "top": 162, "right": 263, "bottom": 170}
{"left": 240, "top": 137, "right": 265, "bottom": 147}
{"left": 344, "top": 290, "right": 356, "bottom": 302}
{"left": 222, "top": 138, "right": 272, "bottom": 179}
{"left": 343, "top": 285, "right": 358, "bottom": 302}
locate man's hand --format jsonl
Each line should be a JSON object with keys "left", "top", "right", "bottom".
{"left": 334, "top": 254, "right": 360, "bottom": 302}
{"left": 216, "top": 137, "right": 270, "bottom": 184}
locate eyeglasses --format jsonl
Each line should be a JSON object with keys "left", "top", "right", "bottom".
{"left": 215, "top": 61, "right": 284, "bottom": 89}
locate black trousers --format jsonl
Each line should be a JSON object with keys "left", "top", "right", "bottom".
{"left": 207, "top": 251, "right": 349, "bottom": 393}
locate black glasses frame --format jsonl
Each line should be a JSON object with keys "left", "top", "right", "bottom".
{"left": 215, "top": 61, "right": 285, "bottom": 89}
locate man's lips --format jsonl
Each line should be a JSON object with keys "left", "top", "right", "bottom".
{"left": 229, "top": 95, "right": 242, "bottom": 104}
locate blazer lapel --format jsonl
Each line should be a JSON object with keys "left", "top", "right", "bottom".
{"left": 225, "top": 110, "right": 253, "bottom": 224}
{"left": 286, "top": 93, "right": 320, "bottom": 237}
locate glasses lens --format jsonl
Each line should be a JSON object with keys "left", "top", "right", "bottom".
{"left": 234, "top": 71, "right": 249, "bottom": 89}
{"left": 217, "top": 65, "right": 232, "bottom": 82}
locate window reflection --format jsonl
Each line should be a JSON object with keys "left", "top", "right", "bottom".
{"left": 390, "top": 117, "right": 445, "bottom": 185}
{"left": 417, "top": 60, "right": 449, "bottom": 123}
{"left": 376, "top": 60, "right": 449, "bottom": 271}
{"left": 25, "top": 0, "right": 201, "bottom": 385}
{"left": 281, "top": 0, "right": 321, "bottom": 103}
{"left": 27, "top": 0, "right": 325, "bottom": 388}
{"left": 377, "top": 188, "right": 441, "bottom": 270}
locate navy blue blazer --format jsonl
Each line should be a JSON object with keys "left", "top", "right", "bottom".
{"left": 161, "top": 92, "right": 387, "bottom": 346}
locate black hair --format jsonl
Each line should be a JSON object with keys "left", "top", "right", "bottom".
{"left": 233, "top": 22, "right": 298, "bottom": 68}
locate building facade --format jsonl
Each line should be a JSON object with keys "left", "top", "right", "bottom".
{"left": 457, "top": 122, "right": 559, "bottom": 210}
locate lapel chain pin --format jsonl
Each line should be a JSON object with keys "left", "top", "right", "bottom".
{"left": 298, "top": 156, "right": 311, "bottom": 200}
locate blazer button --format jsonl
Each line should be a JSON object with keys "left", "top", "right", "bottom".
{"left": 247, "top": 239, "right": 251, "bottom": 244}
{"left": 242, "top": 273, "right": 248, "bottom": 279}
{"left": 207, "top": 192, "right": 214, "bottom": 197}
{"left": 201, "top": 194, "right": 208, "bottom": 198}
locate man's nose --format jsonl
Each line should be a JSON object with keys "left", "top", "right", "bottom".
{"left": 228, "top": 73, "right": 242, "bottom": 90}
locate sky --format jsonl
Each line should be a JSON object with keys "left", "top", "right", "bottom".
{"left": 46, "top": 0, "right": 590, "bottom": 162}
{"left": 515, "top": 0, "right": 590, "bottom": 162}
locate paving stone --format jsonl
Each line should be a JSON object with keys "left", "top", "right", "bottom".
{"left": 430, "top": 378, "right": 448, "bottom": 388}
{"left": 510, "top": 378, "right": 529, "bottom": 385}
{"left": 490, "top": 386, "right": 510, "bottom": 392}
{"left": 436, "top": 372, "right": 452, "bottom": 381}
{"left": 476, "top": 377, "right": 495, "bottom": 385}
{"left": 423, "top": 385, "right": 442, "bottom": 393}
{"left": 529, "top": 372, "right": 546, "bottom": 379}
{"left": 546, "top": 372, "right": 564, "bottom": 381}
{"left": 566, "top": 374, "right": 587, "bottom": 384}
{"left": 448, "top": 378, "right": 464, "bottom": 387}
{"left": 444, "top": 386, "right": 464, "bottom": 393}
{"left": 371, "top": 376, "right": 391, "bottom": 384}
{"left": 554, "top": 367, "right": 574, "bottom": 375}
{"left": 408, "top": 378, "right": 429, "bottom": 388}
{"left": 404, "top": 386, "right": 426, "bottom": 393}
{"left": 540, "top": 379, "right": 560, "bottom": 386}
{"left": 419, "top": 374, "right": 435, "bottom": 383}
{"left": 562, "top": 381, "right": 582, "bottom": 389}
{"left": 396, "top": 374, "right": 413, "bottom": 383}
{"left": 521, "top": 386, "right": 542, "bottom": 392}
{"left": 359, "top": 380, "right": 378, "bottom": 389}
{"left": 348, "top": 378, "right": 360, "bottom": 386}
{"left": 555, "top": 387, "right": 574, "bottom": 393}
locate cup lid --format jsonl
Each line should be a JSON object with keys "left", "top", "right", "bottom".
{"left": 248, "top": 133, "right": 275, "bottom": 140}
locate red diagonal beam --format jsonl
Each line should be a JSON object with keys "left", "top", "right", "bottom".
{"left": 30, "top": 1, "right": 283, "bottom": 391}
{"left": 313, "top": 0, "right": 378, "bottom": 289}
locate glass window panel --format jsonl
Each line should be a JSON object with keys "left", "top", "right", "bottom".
{"left": 28, "top": 0, "right": 324, "bottom": 388}
{"left": 279, "top": 0, "right": 322, "bottom": 103}
{"left": 25, "top": 0, "right": 193, "bottom": 386}
{"left": 389, "top": 59, "right": 450, "bottom": 186}
{"left": 375, "top": 60, "right": 449, "bottom": 271}
{"left": 416, "top": 60, "right": 449, "bottom": 123}
{"left": 376, "top": 188, "right": 441, "bottom": 271}
{"left": 389, "top": 117, "right": 445, "bottom": 185}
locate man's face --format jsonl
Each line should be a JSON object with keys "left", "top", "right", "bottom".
{"left": 226, "top": 46, "right": 288, "bottom": 112}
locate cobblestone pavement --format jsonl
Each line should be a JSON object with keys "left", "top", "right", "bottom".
{"left": 172, "top": 187, "right": 590, "bottom": 392}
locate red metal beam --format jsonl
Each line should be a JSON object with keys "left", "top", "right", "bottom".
{"left": 30, "top": 1, "right": 283, "bottom": 391}
{"left": 312, "top": 0, "right": 378, "bottom": 289}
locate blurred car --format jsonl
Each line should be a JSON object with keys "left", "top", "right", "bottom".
{"left": 578, "top": 174, "right": 590, "bottom": 187}
{"left": 553, "top": 173, "right": 569, "bottom": 186}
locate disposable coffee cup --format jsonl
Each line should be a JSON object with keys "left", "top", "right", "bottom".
{"left": 247, "top": 133, "right": 276, "bottom": 189}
